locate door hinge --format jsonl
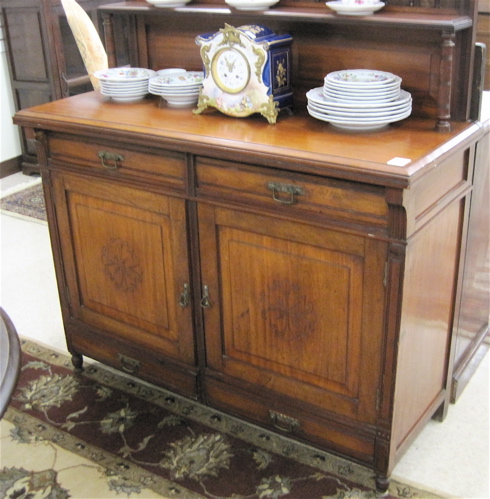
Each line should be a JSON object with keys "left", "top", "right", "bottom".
{"left": 383, "top": 261, "right": 388, "bottom": 287}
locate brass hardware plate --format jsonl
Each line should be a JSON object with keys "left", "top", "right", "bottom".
{"left": 117, "top": 353, "right": 141, "bottom": 374}
{"left": 179, "top": 283, "right": 190, "bottom": 307}
{"left": 267, "top": 182, "right": 304, "bottom": 205}
{"left": 269, "top": 410, "right": 300, "bottom": 433}
{"left": 98, "top": 151, "right": 124, "bottom": 169}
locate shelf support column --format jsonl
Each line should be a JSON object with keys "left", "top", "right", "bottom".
{"left": 436, "top": 31, "right": 455, "bottom": 132}
{"left": 102, "top": 13, "right": 117, "bottom": 69}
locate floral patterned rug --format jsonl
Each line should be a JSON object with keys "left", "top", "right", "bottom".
{"left": 0, "top": 181, "right": 47, "bottom": 222}
{"left": 1, "top": 340, "right": 441, "bottom": 499}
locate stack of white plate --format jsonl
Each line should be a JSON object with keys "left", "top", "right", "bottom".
{"left": 148, "top": 71, "right": 204, "bottom": 107}
{"left": 94, "top": 68, "right": 156, "bottom": 103}
{"left": 307, "top": 69, "right": 412, "bottom": 131}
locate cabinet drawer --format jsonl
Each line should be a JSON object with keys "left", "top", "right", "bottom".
{"left": 205, "top": 377, "right": 375, "bottom": 466}
{"left": 196, "top": 157, "right": 388, "bottom": 229}
{"left": 70, "top": 329, "right": 198, "bottom": 399}
{"left": 48, "top": 134, "right": 186, "bottom": 190}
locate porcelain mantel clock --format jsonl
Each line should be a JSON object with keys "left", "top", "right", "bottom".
{"left": 194, "top": 24, "right": 293, "bottom": 124}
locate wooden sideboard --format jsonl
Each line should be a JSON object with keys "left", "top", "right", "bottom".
{"left": 13, "top": 89, "right": 489, "bottom": 491}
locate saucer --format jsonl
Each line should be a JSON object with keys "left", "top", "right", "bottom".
{"left": 326, "top": 2, "right": 385, "bottom": 15}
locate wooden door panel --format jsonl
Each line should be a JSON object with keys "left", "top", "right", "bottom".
{"left": 200, "top": 205, "right": 385, "bottom": 421}
{"left": 53, "top": 173, "right": 194, "bottom": 365}
{"left": 221, "top": 226, "right": 364, "bottom": 396}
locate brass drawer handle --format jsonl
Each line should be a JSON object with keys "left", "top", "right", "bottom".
{"left": 269, "top": 410, "right": 300, "bottom": 433}
{"left": 117, "top": 353, "right": 141, "bottom": 374}
{"left": 98, "top": 151, "right": 124, "bottom": 169}
{"left": 179, "top": 283, "right": 190, "bottom": 307}
{"left": 267, "top": 182, "right": 303, "bottom": 205}
{"left": 200, "top": 285, "right": 211, "bottom": 309}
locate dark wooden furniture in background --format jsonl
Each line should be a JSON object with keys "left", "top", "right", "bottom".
{"left": 0, "top": 0, "right": 133, "bottom": 174}
{"left": 476, "top": 0, "right": 489, "bottom": 90}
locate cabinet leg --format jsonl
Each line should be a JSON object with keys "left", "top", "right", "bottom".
{"left": 375, "top": 475, "right": 390, "bottom": 496}
{"left": 71, "top": 353, "right": 84, "bottom": 372}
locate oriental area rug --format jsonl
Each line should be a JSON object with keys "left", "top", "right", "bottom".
{"left": 0, "top": 340, "right": 441, "bottom": 499}
{"left": 0, "top": 181, "right": 47, "bottom": 222}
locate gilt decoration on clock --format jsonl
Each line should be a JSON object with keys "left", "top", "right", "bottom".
{"left": 194, "top": 24, "right": 293, "bottom": 124}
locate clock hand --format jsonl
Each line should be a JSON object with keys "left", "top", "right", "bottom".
{"left": 224, "top": 55, "right": 236, "bottom": 72}
{"left": 224, "top": 56, "right": 233, "bottom": 72}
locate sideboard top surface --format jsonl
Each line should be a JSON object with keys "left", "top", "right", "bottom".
{"left": 14, "top": 91, "right": 485, "bottom": 187}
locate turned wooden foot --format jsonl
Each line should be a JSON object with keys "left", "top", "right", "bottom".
{"left": 375, "top": 475, "right": 390, "bottom": 495}
{"left": 71, "top": 353, "right": 84, "bottom": 372}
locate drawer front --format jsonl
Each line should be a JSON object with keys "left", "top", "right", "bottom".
{"left": 70, "top": 328, "right": 198, "bottom": 399}
{"left": 49, "top": 134, "right": 186, "bottom": 190}
{"left": 196, "top": 157, "right": 388, "bottom": 230}
{"left": 205, "top": 376, "right": 375, "bottom": 466}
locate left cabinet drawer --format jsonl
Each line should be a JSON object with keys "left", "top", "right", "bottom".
{"left": 70, "top": 328, "right": 198, "bottom": 399}
{"left": 48, "top": 134, "right": 186, "bottom": 190}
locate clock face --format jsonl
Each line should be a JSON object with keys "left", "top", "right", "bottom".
{"left": 211, "top": 48, "right": 250, "bottom": 94}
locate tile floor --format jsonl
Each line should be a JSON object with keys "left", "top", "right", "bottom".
{"left": 1, "top": 171, "right": 489, "bottom": 498}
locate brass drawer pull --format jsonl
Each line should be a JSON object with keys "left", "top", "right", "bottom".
{"left": 179, "top": 283, "right": 190, "bottom": 307}
{"left": 117, "top": 353, "right": 141, "bottom": 374}
{"left": 200, "top": 285, "right": 211, "bottom": 309}
{"left": 98, "top": 151, "right": 124, "bottom": 169}
{"left": 267, "top": 182, "right": 303, "bottom": 205}
{"left": 269, "top": 410, "right": 300, "bottom": 433}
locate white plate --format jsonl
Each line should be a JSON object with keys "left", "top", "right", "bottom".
{"left": 100, "top": 83, "right": 149, "bottom": 93}
{"left": 307, "top": 105, "right": 411, "bottom": 123}
{"left": 150, "top": 83, "right": 202, "bottom": 91}
{"left": 95, "top": 68, "right": 156, "bottom": 81}
{"left": 150, "top": 72, "right": 204, "bottom": 86}
{"left": 225, "top": 0, "right": 279, "bottom": 9}
{"left": 307, "top": 87, "right": 411, "bottom": 109}
{"left": 324, "top": 79, "right": 401, "bottom": 95}
{"left": 307, "top": 105, "right": 411, "bottom": 131}
{"left": 326, "top": 2, "right": 385, "bottom": 16}
{"left": 105, "top": 94, "right": 148, "bottom": 103}
{"left": 162, "top": 95, "right": 199, "bottom": 106}
{"left": 325, "top": 70, "right": 397, "bottom": 87}
{"left": 157, "top": 68, "right": 186, "bottom": 76}
{"left": 307, "top": 100, "right": 411, "bottom": 118}
{"left": 146, "top": 0, "right": 191, "bottom": 7}
{"left": 323, "top": 88, "right": 400, "bottom": 103}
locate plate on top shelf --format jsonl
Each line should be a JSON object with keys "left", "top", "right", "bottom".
{"left": 225, "top": 0, "right": 279, "bottom": 9}
{"left": 326, "top": 2, "right": 385, "bottom": 15}
{"left": 146, "top": 0, "right": 191, "bottom": 7}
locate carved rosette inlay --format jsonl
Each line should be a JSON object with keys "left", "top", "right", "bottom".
{"left": 260, "top": 281, "right": 315, "bottom": 341}
{"left": 101, "top": 238, "right": 143, "bottom": 292}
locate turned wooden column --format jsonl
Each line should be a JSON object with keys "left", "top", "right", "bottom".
{"left": 436, "top": 31, "right": 455, "bottom": 132}
{"left": 102, "top": 12, "right": 117, "bottom": 68}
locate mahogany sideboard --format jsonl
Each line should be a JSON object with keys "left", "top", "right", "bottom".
{"left": 13, "top": 89, "right": 489, "bottom": 492}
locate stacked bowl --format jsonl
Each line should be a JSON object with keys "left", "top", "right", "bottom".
{"left": 149, "top": 71, "right": 204, "bottom": 107}
{"left": 306, "top": 69, "right": 412, "bottom": 131}
{"left": 94, "top": 67, "right": 156, "bottom": 103}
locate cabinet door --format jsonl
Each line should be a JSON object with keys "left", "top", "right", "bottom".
{"left": 199, "top": 204, "right": 387, "bottom": 424}
{"left": 51, "top": 172, "right": 195, "bottom": 367}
